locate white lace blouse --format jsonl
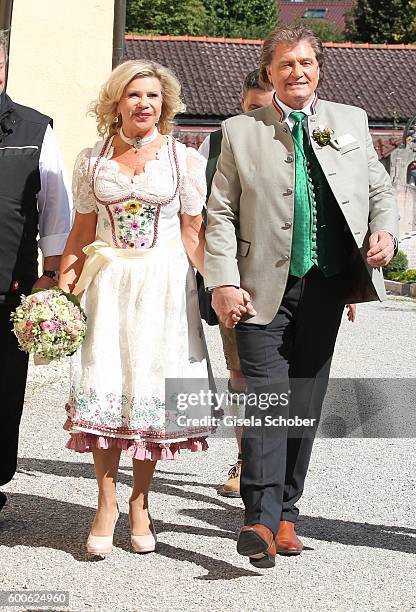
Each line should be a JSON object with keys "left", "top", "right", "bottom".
{"left": 72, "top": 136, "right": 207, "bottom": 249}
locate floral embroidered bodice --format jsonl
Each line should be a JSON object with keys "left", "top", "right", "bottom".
{"left": 72, "top": 136, "right": 206, "bottom": 249}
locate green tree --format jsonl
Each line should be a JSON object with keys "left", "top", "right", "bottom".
{"left": 126, "top": 0, "right": 207, "bottom": 36}
{"left": 402, "top": 0, "right": 416, "bottom": 43}
{"left": 294, "top": 16, "right": 345, "bottom": 42}
{"left": 126, "top": 0, "right": 279, "bottom": 38}
{"left": 345, "top": 0, "right": 415, "bottom": 43}
{"left": 201, "top": 0, "right": 278, "bottom": 39}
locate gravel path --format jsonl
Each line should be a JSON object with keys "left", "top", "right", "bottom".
{"left": 1, "top": 297, "right": 415, "bottom": 612}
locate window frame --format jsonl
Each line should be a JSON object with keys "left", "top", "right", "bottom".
{"left": 302, "top": 8, "right": 328, "bottom": 19}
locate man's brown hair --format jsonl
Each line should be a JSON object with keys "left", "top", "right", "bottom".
{"left": 0, "top": 30, "right": 9, "bottom": 61}
{"left": 242, "top": 68, "right": 273, "bottom": 99}
{"left": 259, "top": 26, "right": 323, "bottom": 86}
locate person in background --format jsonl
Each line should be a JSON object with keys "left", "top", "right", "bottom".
{"left": 199, "top": 69, "right": 273, "bottom": 498}
{"left": 0, "top": 31, "right": 72, "bottom": 511}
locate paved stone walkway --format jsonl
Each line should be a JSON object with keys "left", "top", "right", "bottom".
{"left": 0, "top": 297, "right": 415, "bottom": 611}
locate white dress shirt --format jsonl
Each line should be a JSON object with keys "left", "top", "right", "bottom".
{"left": 37, "top": 125, "right": 72, "bottom": 257}
{"left": 273, "top": 94, "right": 317, "bottom": 131}
{"left": 198, "top": 134, "right": 211, "bottom": 161}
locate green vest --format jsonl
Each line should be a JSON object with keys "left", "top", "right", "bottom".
{"left": 207, "top": 126, "right": 351, "bottom": 279}
{"left": 290, "top": 119, "right": 352, "bottom": 279}
{"left": 305, "top": 138, "right": 353, "bottom": 277}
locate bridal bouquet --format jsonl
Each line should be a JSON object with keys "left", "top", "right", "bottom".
{"left": 11, "top": 288, "right": 87, "bottom": 363}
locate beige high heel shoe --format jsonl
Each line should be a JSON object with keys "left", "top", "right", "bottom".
{"left": 86, "top": 505, "right": 120, "bottom": 558}
{"left": 130, "top": 514, "right": 157, "bottom": 553}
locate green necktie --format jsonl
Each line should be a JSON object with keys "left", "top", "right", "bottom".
{"left": 289, "top": 111, "right": 316, "bottom": 278}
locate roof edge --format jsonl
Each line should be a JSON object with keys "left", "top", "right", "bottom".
{"left": 323, "top": 41, "right": 416, "bottom": 49}
{"left": 125, "top": 34, "right": 263, "bottom": 45}
{"left": 125, "top": 34, "right": 416, "bottom": 49}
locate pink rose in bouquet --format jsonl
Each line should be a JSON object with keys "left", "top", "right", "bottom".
{"left": 11, "top": 288, "right": 87, "bottom": 363}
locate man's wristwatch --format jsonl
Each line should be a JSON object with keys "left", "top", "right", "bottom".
{"left": 42, "top": 269, "right": 60, "bottom": 282}
{"left": 389, "top": 233, "right": 399, "bottom": 256}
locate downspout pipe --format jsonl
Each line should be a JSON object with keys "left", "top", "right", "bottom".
{"left": 112, "top": 0, "right": 126, "bottom": 69}
{"left": 0, "top": 0, "right": 13, "bottom": 89}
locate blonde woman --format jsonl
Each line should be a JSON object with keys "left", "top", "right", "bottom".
{"left": 59, "top": 60, "right": 211, "bottom": 557}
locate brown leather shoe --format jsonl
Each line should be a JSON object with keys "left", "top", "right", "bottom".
{"left": 275, "top": 520, "right": 303, "bottom": 555}
{"left": 237, "top": 524, "right": 276, "bottom": 568}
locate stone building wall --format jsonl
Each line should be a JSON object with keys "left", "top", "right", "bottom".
{"left": 391, "top": 144, "right": 416, "bottom": 268}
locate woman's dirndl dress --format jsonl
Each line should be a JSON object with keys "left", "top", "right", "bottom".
{"left": 64, "top": 135, "right": 213, "bottom": 460}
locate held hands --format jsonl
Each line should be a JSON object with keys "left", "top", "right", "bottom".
{"left": 367, "top": 231, "right": 395, "bottom": 268}
{"left": 212, "top": 286, "right": 257, "bottom": 328}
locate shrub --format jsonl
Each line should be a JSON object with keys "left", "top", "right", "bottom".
{"left": 393, "top": 269, "right": 416, "bottom": 283}
{"left": 383, "top": 250, "right": 408, "bottom": 277}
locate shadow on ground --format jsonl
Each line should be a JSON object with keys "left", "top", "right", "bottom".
{"left": 0, "top": 491, "right": 258, "bottom": 580}
{"left": 1, "top": 457, "right": 414, "bottom": 579}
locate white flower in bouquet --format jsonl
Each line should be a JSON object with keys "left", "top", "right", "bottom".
{"left": 11, "top": 288, "right": 87, "bottom": 362}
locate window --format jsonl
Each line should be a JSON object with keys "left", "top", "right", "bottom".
{"left": 303, "top": 9, "right": 328, "bottom": 18}
{"left": 407, "top": 161, "right": 416, "bottom": 187}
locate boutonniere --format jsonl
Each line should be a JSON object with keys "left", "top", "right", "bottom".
{"left": 312, "top": 125, "right": 334, "bottom": 147}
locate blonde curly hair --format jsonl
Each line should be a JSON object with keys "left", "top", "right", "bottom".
{"left": 90, "top": 59, "right": 186, "bottom": 137}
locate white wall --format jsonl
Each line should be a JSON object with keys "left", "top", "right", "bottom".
{"left": 7, "top": 0, "right": 114, "bottom": 179}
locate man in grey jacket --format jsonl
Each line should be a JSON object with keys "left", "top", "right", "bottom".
{"left": 204, "top": 26, "right": 398, "bottom": 568}
{"left": 199, "top": 69, "right": 274, "bottom": 498}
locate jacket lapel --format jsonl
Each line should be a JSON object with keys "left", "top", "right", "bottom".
{"left": 262, "top": 103, "right": 294, "bottom": 153}
{"left": 307, "top": 99, "right": 340, "bottom": 171}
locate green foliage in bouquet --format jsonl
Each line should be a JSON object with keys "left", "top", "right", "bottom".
{"left": 11, "top": 287, "right": 87, "bottom": 361}
{"left": 32, "top": 287, "right": 86, "bottom": 317}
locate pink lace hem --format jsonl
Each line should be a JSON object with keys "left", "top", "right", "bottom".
{"left": 65, "top": 432, "right": 208, "bottom": 461}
